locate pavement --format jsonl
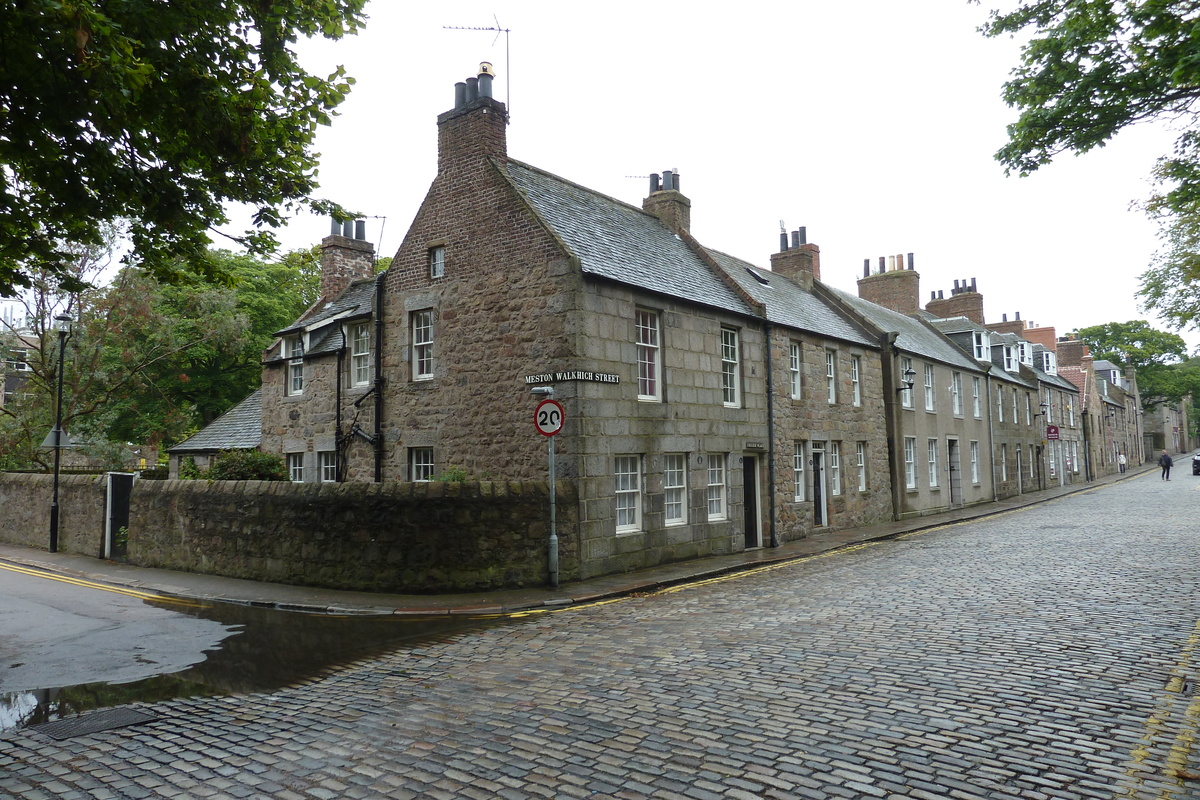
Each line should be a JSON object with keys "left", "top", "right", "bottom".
{"left": 0, "top": 459, "right": 1170, "bottom": 617}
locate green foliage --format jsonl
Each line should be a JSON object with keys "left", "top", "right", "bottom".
{"left": 980, "top": 1, "right": 1200, "bottom": 216}
{"left": 0, "top": 0, "right": 366, "bottom": 296}
{"left": 1139, "top": 207, "right": 1200, "bottom": 331}
{"left": 1076, "top": 320, "right": 1200, "bottom": 409}
{"left": 204, "top": 450, "right": 288, "bottom": 481}
{"left": 434, "top": 465, "right": 469, "bottom": 482}
{"left": 179, "top": 457, "right": 203, "bottom": 480}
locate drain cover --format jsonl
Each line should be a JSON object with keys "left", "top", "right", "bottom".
{"left": 32, "top": 708, "right": 157, "bottom": 741}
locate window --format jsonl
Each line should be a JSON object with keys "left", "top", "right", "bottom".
{"left": 351, "top": 323, "right": 371, "bottom": 387}
{"left": 721, "top": 328, "right": 740, "bottom": 407}
{"left": 1041, "top": 351, "right": 1057, "bottom": 375}
{"left": 856, "top": 442, "right": 867, "bottom": 491}
{"left": 901, "top": 356, "right": 914, "bottom": 409}
{"left": 830, "top": 442, "right": 842, "bottom": 496}
{"left": 285, "top": 336, "right": 304, "bottom": 396}
{"left": 951, "top": 372, "right": 963, "bottom": 415}
{"left": 793, "top": 443, "right": 806, "bottom": 501}
{"left": 904, "top": 437, "right": 917, "bottom": 489}
{"left": 1025, "top": 393, "right": 1032, "bottom": 425}
{"left": 924, "top": 364, "right": 935, "bottom": 411}
{"left": 707, "top": 454, "right": 727, "bottom": 520}
{"left": 287, "top": 452, "right": 304, "bottom": 482}
{"left": 972, "top": 377, "right": 982, "bottom": 418}
{"left": 1067, "top": 397, "right": 1075, "bottom": 426}
{"left": 1012, "top": 387, "right": 1018, "bottom": 424}
{"left": 1001, "top": 444, "right": 1008, "bottom": 481}
{"left": 429, "top": 246, "right": 445, "bottom": 279}
{"left": 1018, "top": 341, "right": 1032, "bottom": 365}
{"left": 927, "top": 439, "right": 939, "bottom": 488}
{"left": 636, "top": 310, "right": 661, "bottom": 401}
{"left": 997, "top": 385, "right": 1004, "bottom": 423}
{"left": 973, "top": 331, "right": 991, "bottom": 360}
{"left": 850, "top": 356, "right": 862, "bottom": 406}
{"left": 409, "top": 448, "right": 434, "bottom": 482}
{"left": 412, "top": 310, "right": 434, "bottom": 380}
{"left": 970, "top": 441, "right": 980, "bottom": 484}
{"left": 825, "top": 350, "right": 837, "bottom": 404}
{"left": 664, "top": 454, "right": 687, "bottom": 526}
{"left": 319, "top": 451, "right": 337, "bottom": 483}
{"left": 615, "top": 455, "right": 642, "bottom": 531}
{"left": 789, "top": 342, "right": 802, "bottom": 399}
{"left": 1003, "top": 346, "right": 1017, "bottom": 371}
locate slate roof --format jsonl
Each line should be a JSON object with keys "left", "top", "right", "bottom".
{"left": 706, "top": 253, "right": 876, "bottom": 348}
{"left": 270, "top": 277, "right": 377, "bottom": 360}
{"left": 168, "top": 390, "right": 262, "bottom": 453}
{"left": 824, "top": 287, "right": 983, "bottom": 371}
{"left": 926, "top": 317, "right": 1034, "bottom": 387}
{"left": 503, "top": 160, "right": 757, "bottom": 317}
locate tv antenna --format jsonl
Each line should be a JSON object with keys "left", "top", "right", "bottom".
{"left": 444, "top": 16, "right": 512, "bottom": 114}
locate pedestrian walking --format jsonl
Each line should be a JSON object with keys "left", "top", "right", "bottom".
{"left": 1118, "top": 452, "right": 1127, "bottom": 473}
{"left": 1159, "top": 450, "right": 1173, "bottom": 480}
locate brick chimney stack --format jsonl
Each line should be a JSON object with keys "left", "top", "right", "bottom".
{"left": 320, "top": 219, "right": 374, "bottom": 300}
{"left": 857, "top": 252, "right": 920, "bottom": 315}
{"left": 437, "top": 62, "right": 508, "bottom": 176}
{"left": 642, "top": 170, "right": 691, "bottom": 234}
{"left": 770, "top": 227, "right": 820, "bottom": 290}
{"left": 926, "top": 277, "right": 984, "bottom": 324}
{"left": 986, "top": 312, "right": 1025, "bottom": 337}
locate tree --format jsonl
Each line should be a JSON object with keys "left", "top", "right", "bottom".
{"left": 1075, "top": 320, "right": 1200, "bottom": 409}
{"left": 979, "top": 2, "right": 1200, "bottom": 216}
{"left": 0, "top": 0, "right": 366, "bottom": 295}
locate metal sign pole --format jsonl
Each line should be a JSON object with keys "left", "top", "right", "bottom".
{"left": 531, "top": 388, "right": 563, "bottom": 588}
{"left": 548, "top": 433, "right": 557, "bottom": 588}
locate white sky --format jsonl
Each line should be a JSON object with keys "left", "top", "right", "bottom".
{"left": 224, "top": 0, "right": 1194, "bottom": 351}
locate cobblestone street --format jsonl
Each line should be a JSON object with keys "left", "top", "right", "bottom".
{"left": 4, "top": 473, "right": 1200, "bottom": 799}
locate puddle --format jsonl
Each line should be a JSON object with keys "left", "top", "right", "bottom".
{"left": 0, "top": 598, "right": 502, "bottom": 733}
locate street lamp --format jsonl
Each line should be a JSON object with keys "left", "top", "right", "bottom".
{"left": 46, "top": 313, "right": 72, "bottom": 553}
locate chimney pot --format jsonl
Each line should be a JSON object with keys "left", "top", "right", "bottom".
{"left": 798, "top": 226, "right": 807, "bottom": 245}
{"left": 650, "top": 173, "right": 661, "bottom": 193}
{"left": 354, "top": 219, "right": 366, "bottom": 240}
{"left": 907, "top": 252, "right": 914, "bottom": 270}
{"left": 863, "top": 258, "right": 870, "bottom": 278}
{"left": 879, "top": 256, "right": 885, "bottom": 272}
{"left": 790, "top": 230, "right": 800, "bottom": 249}
{"left": 330, "top": 218, "right": 341, "bottom": 236}
{"left": 780, "top": 232, "right": 789, "bottom": 252}
{"left": 465, "top": 76, "right": 478, "bottom": 103}
{"left": 454, "top": 81, "right": 467, "bottom": 109}
{"left": 663, "top": 169, "right": 674, "bottom": 191}
{"left": 342, "top": 220, "right": 353, "bottom": 237}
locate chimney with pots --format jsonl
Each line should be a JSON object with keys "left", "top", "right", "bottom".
{"left": 642, "top": 169, "right": 691, "bottom": 234}
{"left": 926, "top": 277, "right": 984, "bottom": 324}
{"left": 857, "top": 251, "right": 920, "bottom": 315}
{"left": 986, "top": 310, "right": 1026, "bottom": 337}
{"left": 320, "top": 218, "right": 374, "bottom": 300}
{"left": 438, "top": 62, "right": 508, "bottom": 177}
{"left": 771, "top": 226, "right": 821, "bottom": 289}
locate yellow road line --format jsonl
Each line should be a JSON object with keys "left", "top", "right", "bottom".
{"left": 0, "top": 561, "right": 204, "bottom": 608}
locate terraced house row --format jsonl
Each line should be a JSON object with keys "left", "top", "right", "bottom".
{"left": 172, "top": 64, "right": 1150, "bottom": 581}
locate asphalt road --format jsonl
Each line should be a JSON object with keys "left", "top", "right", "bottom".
{"left": 3, "top": 472, "right": 1199, "bottom": 799}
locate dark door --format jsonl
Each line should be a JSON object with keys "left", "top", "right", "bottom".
{"left": 812, "top": 450, "right": 826, "bottom": 527}
{"left": 106, "top": 472, "right": 134, "bottom": 559}
{"left": 743, "top": 456, "right": 759, "bottom": 548}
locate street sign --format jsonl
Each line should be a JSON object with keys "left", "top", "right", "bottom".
{"left": 1046, "top": 425, "right": 1060, "bottom": 440}
{"left": 534, "top": 399, "right": 565, "bottom": 437}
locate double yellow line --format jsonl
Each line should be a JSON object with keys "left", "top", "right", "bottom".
{"left": 0, "top": 561, "right": 203, "bottom": 608}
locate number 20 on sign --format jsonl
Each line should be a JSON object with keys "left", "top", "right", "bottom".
{"left": 534, "top": 399, "right": 565, "bottom": 437}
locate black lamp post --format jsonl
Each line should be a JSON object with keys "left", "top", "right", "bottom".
{"left": 48, "top": 312, "right": 72, "bottom": 553}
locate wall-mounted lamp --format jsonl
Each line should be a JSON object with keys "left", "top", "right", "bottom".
{"left": 897, "top": 367, "right": 917, "bottom": 394}
{"left": 1033, "top": 402, "right": 1050, "bottom": 419}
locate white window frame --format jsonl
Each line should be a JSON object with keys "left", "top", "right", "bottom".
{"left": 793, "top": 442, "right": 806, "bottom": 501}
{"left": 970, "top": 441, "right": 980, "bottom": 484}
{"left": 351, "top": 322, "right": 370, "bottom": 388}
{"left": 1026, "top": 393, "right": 1032, "bottom": 425}
{"left": 850, "top": 356, "right": 861, "bottom": 407}
{"left": 904, "top": 437, "right": 917, "bottom": 489}
{"left": 856, "top": 442, "right": 867, "bottom": 492}
{"left": 412, "top": 310, "right": 434, "bottom": 381}
{"left": 1001, "top": 443, "right": 1008, "bottom": 481}
{"left": 972, "top": 376, "right": 982, "bottom": 418}
{"left": 830, "top": 442, "right": 842, "bottom": 496}
{"left": 285, "top": 336, "right": 304, "bottom": 396}
{"left": 924, "top": 364, "right": 935, "bottom": 411}
{"left": 1042, "top": 351, "right": 1057, "bottom": 375}
{"left": 997, "top": 385, "right": 1004, "bottom": 423}
{"left": 287, "top": 452, "right": 304, "bottom": 483}
{"left": 951, "top": 372, "right": 963, "bottom": 415}
{"left": 974, "top": 331, "right": 991, "bottom": 359}
{"left": 636, "top": 309, "right": 661, "bottom": 402}
{"left": 1004, "top": 346, "right": 1017, "bottom": 372}
{"left": 319, "top": 451, "right": 337, "bottom": 483}
{"left": 1012, "top": 387, "right": 1019, "bottom": 423}
{"left": 927, "top": 438, "right": 939, "bottom": 488}
{"left": 825, "top": 350, "right": 837, "bottom": 404}
{"left": 721, "top": 328, "right": 740, "bottom": 408}
{"left": 707, "top": 454, "right": 727, "bottom": 520}
{"left": 1067, "top": 396, "right": 1075, "bottom": 427}
{"left": 409, "top": 447, "right": 434, "bottom": 482}
{"left": 664, "top": 453, "right": 687, "bottom": 526}
{"left": 615, "top": 455, "right": 642, "bottom": 532}
{"left": 429, "top": 245, "right": 445, "bottom": 279}
{"left": 789, "top": 342, "right": 801, "bottom": 399}
{"left": 901, "top": 356, "right": 914, "bottom": 409}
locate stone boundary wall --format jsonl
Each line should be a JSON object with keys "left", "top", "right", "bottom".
{"left": 0, "top": 474, "right": 578, "bottom": 593}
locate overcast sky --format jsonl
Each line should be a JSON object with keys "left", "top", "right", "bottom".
{"left": 225, "top": 1, "right": 1192, "bottom": 351}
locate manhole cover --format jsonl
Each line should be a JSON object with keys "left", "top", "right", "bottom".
{"left": 32, "top": 707, "right": 157, "bottom": 741}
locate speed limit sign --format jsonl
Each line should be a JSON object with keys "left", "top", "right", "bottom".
{"left": 534, "top": 399, "right": 565, "bottom": 437}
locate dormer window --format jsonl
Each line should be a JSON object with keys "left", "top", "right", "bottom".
{"left": 1018, "top": 341, "right": 1032, "bottom": 366}
{"left": 1003, "top": 346, "right": 1016, "bottom": 372}
{"left": 284, "top": 335, "right": 305, "bottom": 395}
{"left": 973, "top": 331, "right": 990, "bottom": 360}
{"left": 1041, "top": 351, "right": 1057, "bottom": 375}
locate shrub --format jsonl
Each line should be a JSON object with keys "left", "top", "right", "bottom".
{"left": 206, "top": 450, "right": 288, "bottom": 481}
